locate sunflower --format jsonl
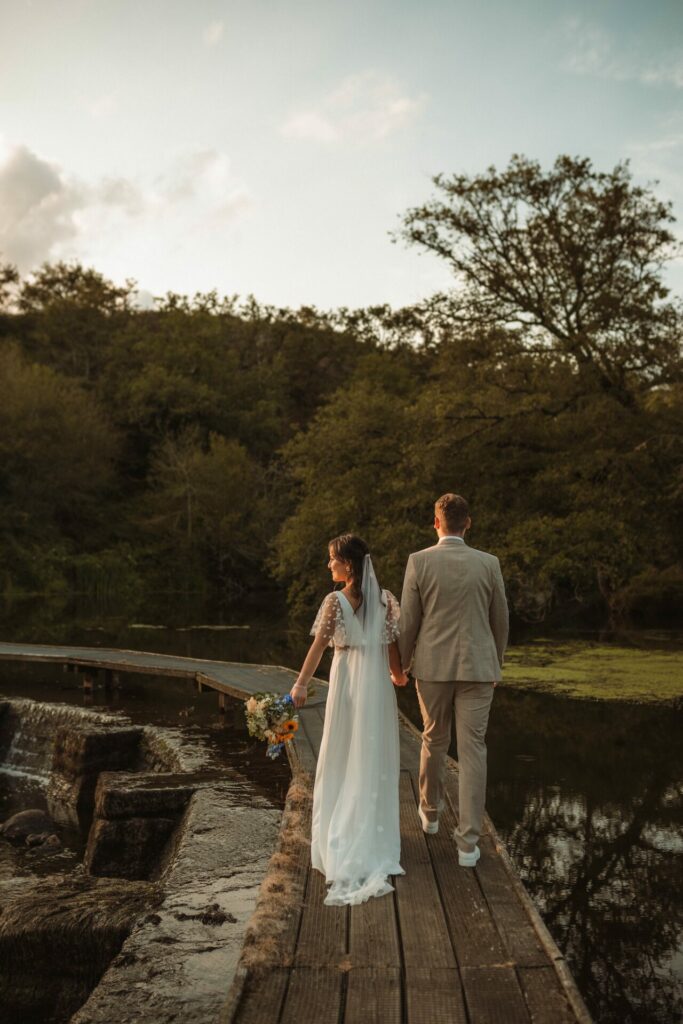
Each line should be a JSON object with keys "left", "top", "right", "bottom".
{"left": 281, "top": 719, "right": 299, "bottom": 733}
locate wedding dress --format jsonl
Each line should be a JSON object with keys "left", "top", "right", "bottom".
{"left": 309, "top": 555, "right": 405, "bottom": 906}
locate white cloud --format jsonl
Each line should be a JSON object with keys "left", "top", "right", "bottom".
{"left": 639, "top": 62, "right": 683, "bottom": 89}
{"left": 131, "top": 288, "right": 156, "bottom": 310}
{"left": 0, "top": 143, "right": 85, "bottom": 269}
{"left": 0, "top": 139, "right": 252, "bottom": 272}
{"left": 97, "top": 176, "right": 145, "bottom": 215}
{"left": 629, "top": 122, "right": 683, "bottom": 203}
{"left": 562, "top": 17, "right": 683, "bottom": 88}
{"left": 151, "top": 149, "right": 253, "bottom": 228}
{"left": 280, "top": 70, "right": 426, "bottom": 144}
{"left": 203, "top": 20, "right": 224, "bottom": 46}
{"left": 627, "top": 116, "right": 683, "bottom": 294}
{"left": 282, "top": 111, "right": 339, "bottom": 143}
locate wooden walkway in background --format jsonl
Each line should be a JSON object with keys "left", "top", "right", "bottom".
{"left": 0, "top": 642, "right": 592, "bottom": 1024}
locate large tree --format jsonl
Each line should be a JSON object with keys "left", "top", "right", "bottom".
{"left": 396, "top": 155, "right": 682, "bottom": 406}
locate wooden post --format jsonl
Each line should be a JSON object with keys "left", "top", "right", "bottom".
{"left": 218, "top": 692, "right": 226, "bottom": 714}
{"left": 195, "top": 678, "right": 204, "bottom": 693}
{"left": 82, "top": 673, "right": 94, "bottom": 694}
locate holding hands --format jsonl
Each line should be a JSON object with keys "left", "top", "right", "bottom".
{"left": 391, "top": 668, "right": 409, "bottom": 687}
{"left": 388, "top": 640, "right": 409, "bottom": 687}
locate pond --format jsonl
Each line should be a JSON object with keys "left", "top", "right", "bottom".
{"left": 1, "top": 593, "right": 681, "bottom": 1024}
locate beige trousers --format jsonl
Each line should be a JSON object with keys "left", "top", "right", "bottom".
{"left": 415, "top": 680, "right": 494, "bottom": 854}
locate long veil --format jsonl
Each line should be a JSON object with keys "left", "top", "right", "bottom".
{"left": 358, "top": 553, "right": 385, "bottom": 642}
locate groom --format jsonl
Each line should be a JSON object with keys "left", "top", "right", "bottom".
{"left": 399, "top": 493, "right": 508, "bottom": 867}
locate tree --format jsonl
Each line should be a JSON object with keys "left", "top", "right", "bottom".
{"left": 396, "top": 155, "right": 682, "bottom": 406}
{"left": 15, "top": 261, "right": 136, "bottom": 381}
{"left": 0, "top": 343, "right": 120, "bottom": 592}
{"left": 145, "top": 427, "right": 264, "bottom": 589}
{"left": 0, "top": 260, "right": 19, "bottom": 312}
{"left": 274, "top": 366, "right": 424, "bottom": 614}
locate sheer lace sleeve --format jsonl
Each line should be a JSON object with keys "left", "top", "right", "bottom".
{"left": 382, "top": 590, "right": 400, "bottom": 643}
{"left": 310, "top": 592, "right": 347, "bottom": 647}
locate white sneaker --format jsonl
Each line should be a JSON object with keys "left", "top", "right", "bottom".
{"left": 418, "top": 806, "right": 438, "bottom": 834}
{"left": 458, "top": 844, "right": 481, "bottom": 868}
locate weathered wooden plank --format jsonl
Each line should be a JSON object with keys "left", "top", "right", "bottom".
{"left": 348, "top": 889, "right": 401, "bottom": 967}
{"left": 268, "top": 802, "right": 313, "bottom": 969}
{"left": 395, "top": 772, "right": 456, "bottom": 969}
{"left": 398, "top": 717, "right": 422, "bottom": 774}
{"left": 0, "top": 641, "right": 302, "bottom": 699}
{"left": 461, "top": 966, "right": 531, "bottom": 1024}
{"left": 345, "top": 967, "right": 402, "bottom": 1024}
{"left": 519, "top": 966, "right": 578, "bottom": 1024}
{"left": 428, "top": 803, "right": 508, "bottom": 968}
{"left": 279, "top": 967, "right": 342, "bottom": 1024}
{"left": 288, "top": 718, "right": 318, "bottom": 775}
{"left": 231, "top": 967, "right": 289, "bottom": 1024}
{"left": 404, "top": 967, "right": 468, "bottom": 1024}
{"left": 476, "top": 835, "right": 552, "bottom": 967}
{"left": 299, "top": 705, "right": 325, "bottom": 760}
{"left": 294, "top": 866, "right": 347, "bottom": 967}
{"left": 480, "top": 825, "right": 593, "bottom": 1023}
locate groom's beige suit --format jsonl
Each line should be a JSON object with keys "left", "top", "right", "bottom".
{"left": 399, "top": 536, "right": 509, "bottom": 854}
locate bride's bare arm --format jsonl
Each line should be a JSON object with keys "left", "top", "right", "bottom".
{"left": 388, "top": 641, "right": 408, "bottom": 686}
{"left": 290, "top": 635, "right": 329, "bottom": 707}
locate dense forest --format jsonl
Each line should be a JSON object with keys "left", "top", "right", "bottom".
{"left": 0, "top": 155, "right": 681, "bottom": 627}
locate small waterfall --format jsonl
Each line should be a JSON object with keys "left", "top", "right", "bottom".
{"left": 0, "top": 699, "right": 122, "bottom": 781}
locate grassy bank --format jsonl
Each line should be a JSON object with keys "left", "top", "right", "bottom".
{"left": 503, "top": 641, "right": 683, "bottom": 704}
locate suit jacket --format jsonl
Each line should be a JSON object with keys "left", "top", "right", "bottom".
{"left": 398, "top": 540, "right": 509, "bottom": 682}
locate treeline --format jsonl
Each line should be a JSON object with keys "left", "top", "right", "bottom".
{"left": 0, "top": 155, "right": 681, "bottom": 626}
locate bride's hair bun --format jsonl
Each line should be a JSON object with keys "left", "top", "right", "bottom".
{"left": 329, "top": 533, "right": 369, "bottom": 600}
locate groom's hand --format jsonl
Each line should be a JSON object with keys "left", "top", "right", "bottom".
{"left": 391, "top": 670, "right": 408, "bottom": 687}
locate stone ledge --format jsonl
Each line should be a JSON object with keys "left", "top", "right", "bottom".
{"left": 0, "top": 873, "right": 157, "bottom": 1024}
{"left": 71, "top": 789, "right": 282, "bottom": 1024}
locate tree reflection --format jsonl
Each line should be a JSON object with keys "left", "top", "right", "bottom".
{"left": 486, "top": 690, "right": 683, "bottom": 1024}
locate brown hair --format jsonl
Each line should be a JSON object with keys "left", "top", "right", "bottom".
{"left": 329, "top": 533, "right": 369, "bottom": 602}
{"left": 435, "top": 493, "right": 470, "bottom": 533}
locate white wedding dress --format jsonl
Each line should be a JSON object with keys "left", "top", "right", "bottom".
{"left": 309, "top": 555, "right": 405, "bottom": 906}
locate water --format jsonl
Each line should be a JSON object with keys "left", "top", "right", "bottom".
{"left": 483, "top": 690, "right": 681, "bottom": 1024}
{"left": 1, "top": 594, "right": 681, "bottom": 1024}
{"left": 0, "top": 772, "right": 86, "bottom": 881}
{"left": 394, "top": 679, "right": 683, "bottom": 1024}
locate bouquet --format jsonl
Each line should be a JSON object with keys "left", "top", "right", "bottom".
{"left": 244, "top": 692, "right": 299, "bottom": 759}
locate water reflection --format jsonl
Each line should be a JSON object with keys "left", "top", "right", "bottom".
{"left": 1, "top": 595, "right": 681, "bottom": 1023}
{"left": 484, "top": 689, "right": 683, "bottom": 1024}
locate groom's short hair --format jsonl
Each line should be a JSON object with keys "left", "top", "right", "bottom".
{"left": 435, "top": 493, "right": 469, "bottom": 532}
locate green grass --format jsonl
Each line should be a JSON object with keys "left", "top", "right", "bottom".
{"left": 503, "top": 641, "right": 683, "bottom": 704}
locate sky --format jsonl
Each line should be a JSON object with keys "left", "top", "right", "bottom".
{"left": 0, "top": 0, "right": 682, "bottom": 310}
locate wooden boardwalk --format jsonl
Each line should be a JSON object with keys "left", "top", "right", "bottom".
{"left": 0, "top": 642, "right": 592, "bottom": 1024}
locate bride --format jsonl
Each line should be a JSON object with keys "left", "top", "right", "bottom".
{"left": 290, "top": 533, "right": 407, "bottom": 906}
